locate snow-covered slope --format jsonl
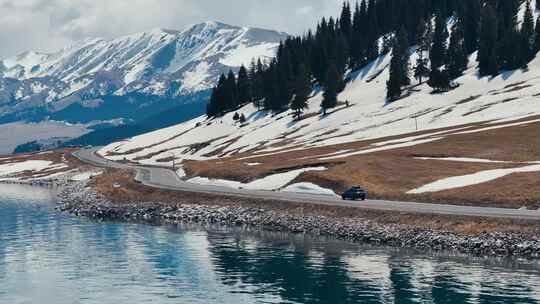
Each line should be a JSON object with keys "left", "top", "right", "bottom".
{"left": 99, "top": 49, "right": 540, "bottom": 168}
{"left": 0, "top": 21, "right": 287, "bottom": 122}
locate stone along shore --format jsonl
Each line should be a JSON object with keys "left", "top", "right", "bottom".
{"left": 57, "top": 182, "right": 540, "bottom": 258}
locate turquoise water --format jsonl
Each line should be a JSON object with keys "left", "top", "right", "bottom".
{"left": 0, "top": 183, "right": 539, "bottom": 304}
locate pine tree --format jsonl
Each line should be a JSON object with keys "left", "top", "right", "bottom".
{"left": 398, "top": 28, "right": 411, "bottom": 87}
{"left": 252, "top": 59, "right": 266, "bottom": 109}
{"left": 333, "top": 32, "right": 350, "bottom": 74}
{"left": 237, "top": 65, "right": 251, "bottom": 104}
{"left": 521, "top": 0, "right": 535, "bottom": 63}
{"left": 428, "top": 68, "right": 450, "bottom": 92}
{"left": 225, "top": 70, "right": 238, "bottom": 109}
{"left": 535, "top": 16, "right": 540, "bottom": 53}
{"left": 430, "top": 13, "right": 449, "bottom": 70}
{"left": 386, "top": 28, "right": 410, "bottom": 101}
{"left": 350, "top": 1, "right": 366, "bottom": 67}
{"left": 387, "top": 47, "right": 403, "bottom": 100}
{"left": 414, "top": 20, "right": 431, "bottom": 84}
{"left": 291, "top": 64, "right": 311, "bottom": 119}
{"left": 478, "top": 4, "right": 499, "bottom": 76}
{"left": 321, "top": 63, "right": 341, "bottom": 115}
{"left": 233, "top": 112, "right": 240, "bottom": 121}
{"left": 446, "top": 18, "right": 468, "bottom": 79}
{"left": 207, "top": 74, "right": 228, "bottom": 116}
{"left": 366, "top": 0, "right": 380, "bottom": 61}
{"left": 239, "top": 113, "right": 247, "bottom": 124}
{"left": 276, "top": 42, "right": 294, "bottom": 109}
{"left": 463, "top": 0, "right": 481, "bottom": 54}
{"left": 499, "top": 28, "right": 521, "bottom": 70}
{"left": 340, "top": 2, "right": 352, "bottom": 41}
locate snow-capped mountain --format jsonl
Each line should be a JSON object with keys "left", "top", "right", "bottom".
{"left": 0, "top": 21, "right": 287, "bottom": 123}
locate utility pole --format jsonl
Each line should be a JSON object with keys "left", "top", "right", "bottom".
{"left": 170, "top": 152, "right": 176, "bottom": 170}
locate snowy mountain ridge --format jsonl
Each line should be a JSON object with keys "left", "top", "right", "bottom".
{"left": 0, "top": 21, "right": 287, "bottom": 123}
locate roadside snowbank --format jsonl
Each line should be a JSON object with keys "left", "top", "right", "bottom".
{"left": 282, "top": 182, "right": 338, "bottom": 197}
{"left": 186, "top": 167, "right": 327, "bottom": 191}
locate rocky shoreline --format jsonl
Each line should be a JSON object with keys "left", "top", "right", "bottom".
{"left": 57, "top": 181, "right": 540, "bottom": 258}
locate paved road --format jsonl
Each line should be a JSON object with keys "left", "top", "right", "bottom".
{"left": 73, "top": 148, "right": 540, "bottom": 221}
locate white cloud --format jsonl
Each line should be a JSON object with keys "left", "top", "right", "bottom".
{"left": 0, "top": 0, "right": 342, "bottom": 58}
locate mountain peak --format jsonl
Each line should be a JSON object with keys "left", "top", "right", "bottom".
{"left": 182, "top": 21, "right": 238, "bottom": 34}
{"left": 148, "top": 27, "right": 180, "bottom": 36}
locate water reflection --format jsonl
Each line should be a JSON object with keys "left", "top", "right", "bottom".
{"left": 0, "top": 184, "right": 539, "bottom": 304}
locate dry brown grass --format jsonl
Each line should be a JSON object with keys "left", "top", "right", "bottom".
{"left": 181, "top": 118, "right": 540, "bottom": 208}
{"left": 91, "top": 168, "right": 540, "bottom": 236}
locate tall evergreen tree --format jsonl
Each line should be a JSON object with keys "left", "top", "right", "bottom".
{"left": 498, "top": 27, "right": 521, "bottom": 70}
{"left": 340, "top": 2, "right": 353, "bottom": 41}
{"left": 478, "top": 4, "right": 499, "bottom": 76}
{"left": 446, "top": 18, "right": 468, "bottom": 79}
{"left": 207, "top": 74, "right": 228, "bottom": 117}
{"left": 386, "top": 28, "right": 410, "bottom": 101}
{"left": 228, "top": 70, "right": 239, "bottom": 107}
{"left": 237, "top": 65, "right": 251, "bottom": 104}
{"left": 206, "top": 87, "right": 218, "bottom": 117}
{"left": 414, "top": 19, "right": 431, "bottom": 84}
{"left": 521, "top": 0, "right": 535, "bottom": 63}
{"left": 366, "top": 0, "right": 380, "bottom": 61}
{"left": 430, "top": 13, "right": 449, "bottom": 70}
{"left": 321, "top": 63, "right": 341, "bottom": 115}
{"left": 333, "top": 32, "right": 350, "bottom": 74}
{"left": 350, "top": 1, "right": 367, "bottom": 67}
{"left": 463, "top": 0, "right": 481, "bottom": 54}
{"left": 291, "top": 64, "right": 311, "bottom": 119}
{"left": 535, "top": 16, "right": 540, "bottom": 53}
{"left": 251, "top": 59, "right": 266, "bottom": 110}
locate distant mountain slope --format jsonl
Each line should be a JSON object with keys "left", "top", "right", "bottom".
{"left": 0, "top": 21, "right": 287, "bottom": 123}
{"left": 62, "top": 100, "right": 207, "bottom": 148}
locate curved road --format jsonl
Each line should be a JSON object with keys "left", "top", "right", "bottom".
{"left": 73, "top": 148, "right": 540, "bottom": 221}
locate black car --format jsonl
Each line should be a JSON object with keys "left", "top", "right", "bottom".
{"left": 342, "top": 186, "right": 367, "bottom": 201}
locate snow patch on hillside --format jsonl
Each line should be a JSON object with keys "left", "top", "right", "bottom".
{"left": 408, "top": 164, "right": 540, "bottom": 194}
{"left": 0, "top": 160, "right": 54, "bottom": 177}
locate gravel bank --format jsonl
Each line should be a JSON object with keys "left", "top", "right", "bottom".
{"left": 57, "top": 182, "right": 540, "bottom": 258}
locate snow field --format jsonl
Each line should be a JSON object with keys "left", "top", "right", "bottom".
{"left": 408, "top": 164, "right": 540, "bottom": 194}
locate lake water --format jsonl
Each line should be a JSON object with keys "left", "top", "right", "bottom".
{"left": 0, "top": 183, "right": 539, "bottom": 304}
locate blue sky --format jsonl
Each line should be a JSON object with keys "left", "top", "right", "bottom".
{"left": 0, "top": 0, "right": 342, "bottom": 58}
